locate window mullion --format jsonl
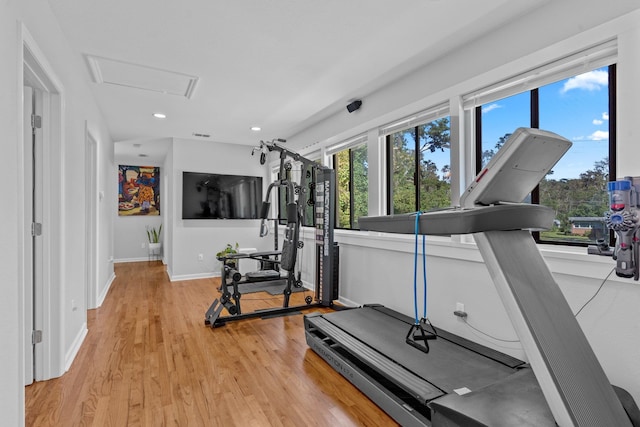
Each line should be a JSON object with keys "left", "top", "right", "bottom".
{"left": 474, "top": 107, "right": 482, "bottom": 175}
{"left": 386, "top": 134, "right": 392, "bottom": 214}
{"left": 531, "top": 88, "right": 541, "bottom": 242}
{"left": 531, "top": 87, "right": 540, "bottom": 205}
{"left": 349, "top": 148, "right": 355, "bottom": 229}
{"left": 608, "top": 64, "right": 617, "bottom": 247}
{"left": 414, "top": 126, "right": 420, "bottom": 211}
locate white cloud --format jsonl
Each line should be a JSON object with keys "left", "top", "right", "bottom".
{"left": 482, "top": 103, "right": 501, "bottom": 114}
{"left": 591, "top": 112, "right": 608, "bottom": 126}
{"left": 588, "top": 130, "right": 609, "bottom": 141}
{"left": 561, "top": 70, "right": 608, "bottom": 93}
{"left": 572, "top": 131, "right": 608, "bottom": 142}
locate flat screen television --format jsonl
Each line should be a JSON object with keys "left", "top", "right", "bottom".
{"left": 182, "top": 172, "right": 263, "bottom": 219}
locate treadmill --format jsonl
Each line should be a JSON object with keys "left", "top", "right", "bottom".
{"left": 305, "top": 128, "right": 639, "bottom": 426}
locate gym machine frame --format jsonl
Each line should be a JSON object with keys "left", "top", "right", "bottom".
{"left": 205, "top": 139, "right": 339, "bottom": 327}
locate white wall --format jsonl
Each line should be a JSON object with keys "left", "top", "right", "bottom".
{"left": 98, "top": 136, "right": 116, "bottom": 304}
{"left": 164, "top": 141, "right": 174, "bottom": 271}
{"left": 87, "top": 122, "right": 117, "bottom": 306}
{"left": 291, "top": 3, "right": 640, "bottom": 407}
{"left": 167, "top": 138, "right": 274, "bottom": 280}
{"left": 114, "top": 215, "right": 164, "bottom": 261}
{"left": 0, "top": 1, "right": 115, "bottom": 425}
{"left": 1, "top": 1, "right": 24, "bottom": 423}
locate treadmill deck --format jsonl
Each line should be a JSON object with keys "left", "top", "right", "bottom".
{"left": 304, "top": 305, "right": 555, "bottom": 426}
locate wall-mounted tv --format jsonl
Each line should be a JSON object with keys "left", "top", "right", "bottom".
{"left": 182, "top": 172, "right": 263, "bottom": 219}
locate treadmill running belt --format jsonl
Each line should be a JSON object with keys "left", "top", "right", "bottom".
{"left": 321, "top": 307, "right": 519, "bottom": 394}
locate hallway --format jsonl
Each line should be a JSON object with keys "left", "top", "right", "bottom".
{"left": 25, "top": 262, "right": 394, "bottom": 426}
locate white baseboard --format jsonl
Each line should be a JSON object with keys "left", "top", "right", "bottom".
{"left": 113, "top": 257, "right": 151, "bottom": 263}
{"left": 96, "top": 272, "right": 116, "bottom": 307}
{"left": 169, "top": 272, "right": 216, "bottom": 282}
{"left": 337, "top": 295, "right": 359, "bottom": 308}
{"left": 64, "top": 323, "right": 88, "bottom": 372}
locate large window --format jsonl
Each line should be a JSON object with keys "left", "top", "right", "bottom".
{"left": 334, "top": 143, "right": 368, "bottom": 229}
{"left": 387, "top": 117, "right": 451, "bottom": 214}
{"left": 476, "top": 65, "right": 615, "bottom": 245}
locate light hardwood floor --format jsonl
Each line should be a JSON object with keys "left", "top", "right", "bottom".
{"left": 25, "top": 261, "right": 397, "bottom": 426}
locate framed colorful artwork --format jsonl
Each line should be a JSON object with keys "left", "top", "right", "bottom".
{"left": 118, "top": 165, "right": 160, "bottom": 216}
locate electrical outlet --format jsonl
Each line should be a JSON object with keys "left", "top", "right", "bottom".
{"left": 141, "top": 242, "right": 146, "bottom": 249}
{"left": 198, "top": 253, "right": 204, "bottom": 261}
{"left": 454, "top": 302, "right": 467, "bottom": 318}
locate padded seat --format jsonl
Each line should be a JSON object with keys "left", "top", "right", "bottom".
{"left": 245, "top": 269, "right": 281, "bottom": 282}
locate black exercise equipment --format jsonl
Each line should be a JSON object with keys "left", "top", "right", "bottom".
{"left": 205, "top": 139, "right": 339, "bottom": 327}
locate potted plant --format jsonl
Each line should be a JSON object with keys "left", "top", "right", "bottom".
{"left": 146, "top": 224, "right": 162, "bottom": 255}
{"left": 216, "top": 242, "right": 239, "bottom": 268}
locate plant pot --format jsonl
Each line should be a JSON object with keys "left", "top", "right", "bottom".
{"left": 148, "top": 242, "right": 162, "bottom": 255}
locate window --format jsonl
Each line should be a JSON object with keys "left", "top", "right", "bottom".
{"left": 386, "top": 117, "right": 451, "bottom": 214}
{"left": 476, "top": 65, "right": 615, "bottom": 245}
{"left": 333, "top": 143, "right": 368, "bottom": 229}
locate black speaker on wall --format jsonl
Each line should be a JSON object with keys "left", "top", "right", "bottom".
{"left": 346, "top": 99, "right": 362, "bottom": 113}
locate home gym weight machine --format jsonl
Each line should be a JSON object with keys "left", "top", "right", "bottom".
{"left": 305, "top": 128, "right": 639, "bottom": 426}
{"left": 205, "top": 139, "right": 339, "bottom": 327}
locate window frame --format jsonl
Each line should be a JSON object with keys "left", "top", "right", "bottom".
{"left": 332, "top": 140, "right": 368, "bottom": 230}
{"left": 385, "top": 117, "right": 452, "bottom": 215}
{"left": 473, "top": 64, "right": 617, "bottom": 247}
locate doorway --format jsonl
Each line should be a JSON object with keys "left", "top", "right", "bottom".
{"left": 21, "top": 24, "right": 65, "bottom": 384}
{"left": 22, "top": 85, "right": 43, "bottom": 386}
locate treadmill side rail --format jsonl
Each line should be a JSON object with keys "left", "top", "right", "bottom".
{"left": 475, "top": 230, "right": 631, "bottom": 427}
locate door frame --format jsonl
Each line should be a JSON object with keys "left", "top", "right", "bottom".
{"left": 85, "top": 124, "right": 99, "bottom": 309}
{"left": 19, "top": 23, "right": 66, "bottom": 383}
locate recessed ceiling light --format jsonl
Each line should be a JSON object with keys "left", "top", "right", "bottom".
{"left": 153, "top": 112, "right": 166, "bottom": 119}
{"left": 250, "top": 126, "right": 261, "bottom": 132}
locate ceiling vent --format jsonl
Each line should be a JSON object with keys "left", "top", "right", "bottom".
{"left": 86, "top": 54, "right": 199, "bottom": 99}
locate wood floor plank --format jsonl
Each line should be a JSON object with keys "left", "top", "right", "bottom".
{"left": 25, "top": 261, "right": 397, "bottom": 426}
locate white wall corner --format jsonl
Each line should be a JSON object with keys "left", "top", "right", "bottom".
{"left": 64, "top": 323, "right": 87, "bottom": 372}
{"left": 96, "top": 272, "right": 116, "bottom": 308}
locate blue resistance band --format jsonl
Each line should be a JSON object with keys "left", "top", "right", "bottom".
{"left": 413, "top": 212, "right": 428, "bottom": 325}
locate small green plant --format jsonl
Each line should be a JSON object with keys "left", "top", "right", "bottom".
{"left": 216, "top": 242, "right": 239, "bottom": 259}
{"left": 146, "top": 224, "right": 162, "bottom": 243}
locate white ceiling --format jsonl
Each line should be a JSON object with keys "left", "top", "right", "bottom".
{"left": 48, "top": 0, "right": 549, "bottom": 160}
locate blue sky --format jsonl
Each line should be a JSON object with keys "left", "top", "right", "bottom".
{"left": 481, "top": 67, "right": 610, "bottom": 179}
{"left": 424, "top": 67, "right": 610, "bottom": 180}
